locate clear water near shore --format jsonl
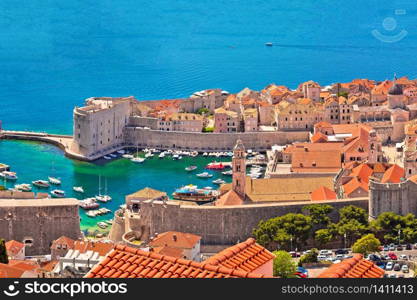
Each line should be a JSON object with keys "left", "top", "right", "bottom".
{"left": 0, "top": 140, "right": 232, "bottom": 233}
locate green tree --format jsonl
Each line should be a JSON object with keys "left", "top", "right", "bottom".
{"left": 272, "top": 250, "right": 297, "bottom": 278}
{"left": 298, "top": 248, "right": 318, "bottom": 266}
{"left": 0, "top": 239, "right": 8, "bottom": 264}
{"left": 303, "top": 204, "right": 334, "bottom": 227}
{"left": 202, "top": 127, "right": 214, "bottom": 133}
{"left": 196, "top": 108, "right": 210, "bottom": 115}
{"left": 351, "top": 234, "right": 381, "bottom": 255}
{"left": 339, "top": 205, "right": 368, "bottom": 225}
{"left": 335, "top": 219, "right": 368, "bottom": 247}
{"left": 337, "top": 91, "right": 349, "bottom": 98}
{"left": 315, "top": 229, "right": 333, "bottom": 248}
{"left": 253, "top": 214, "right": 312, "bottom": 250}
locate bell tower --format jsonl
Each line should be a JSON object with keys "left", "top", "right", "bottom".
{"left": 232, "top": 139, "right": 246, "bottom": 198}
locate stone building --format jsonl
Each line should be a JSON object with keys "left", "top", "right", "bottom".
{"left": 157, "top": 113, "right": 204, "bottom": 132}
{"left": 300, "top": 80, "right": 321, "bottom": 102}
{"left": 72, "top": 97, "right": 133, "bottom": 158}
{"left": 213, "top": 107, "right": 240, "bottom": 133}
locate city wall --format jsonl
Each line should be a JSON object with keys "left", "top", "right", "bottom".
{"left": 124, "top": 127, "right": 310, "bottom": 151}
{"left": 136, "top": 198, "right": 368, "bottom": 246}
{"left": 0, "top": 199, "right": 82, "bottom": 255}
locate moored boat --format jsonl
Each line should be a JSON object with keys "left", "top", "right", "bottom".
{"left": 131, "top": 157, "right": 145, "bottom": 163}
{"left": 206, "top": 162, "right": 225, "bottom": 170}
{"left": 32, "top": 180, "right": 50, "bottom": 188}
{"left": 95, "top": 195, "right": 111, "bottom": 202}
{"left": 212, "top": 179, "right": 226, "bottom": 185}
{"left": 196, "top": 172, "right": 213, "bottom": 178}
{"left": 172, "top": 185, "right": 219, "bottom": 203}
{"left": 103, "top": 155, "right": 112, "bottom": 160}
{"left": 222, "top": 170, "right": 233, "bottom": 176}
{"left": 79, "top": 198, "right": 99, "bottom": 210}
{"left": 0, "top": 171, "right": 18, "bottom": 181}
{"left": 185, "top": 166, "right": 197, "bottom": 172}
{"left": 48, "top": 176, "right": 61, "bottom": 185}
{"left": 117, "top": 149, "right": 126, "bottom": 154}
{"left": 73, "top": 186, "right": 84, "bottom": 193}
{"left": 51, "top": 189, "right": 65, "bottom": 198}
{"left": 15, "top": 183, "right": 32, "bottom": 192}
{"left": 97, "top": 222, "right": 108, "bottom": 229}
{"left": 122, "top": 154, "right": 134, "bottom": 159}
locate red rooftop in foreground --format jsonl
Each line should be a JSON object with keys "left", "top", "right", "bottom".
{"left": 85, "top": 243, "right": 272, "bottom": 278}
{"left": 318, "top": 254, "right": 384, "bottom": 278}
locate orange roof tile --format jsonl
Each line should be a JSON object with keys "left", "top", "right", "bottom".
{"left": 51, "top": 236, "right": 75, "bottom": 249}
{"left": 151, "top": 246, "right": 185, "bottom": 259}
{"left": 408, "top": 175, "right": 417, "bottom": 184}
{"left": 73, "top": 241, "right": 114, "bottom": 257}
{"left": 311, "top": 132, "right": 328, "bottom": 143}
{"left": 0, "top": 263, "right": 26, "bottom": 278}
{"left": 216, "top": 190, "right": 244, "bottom": 206}
{"left": 149, "top": 231, "right": 201, "bottom": 249}
{"left": 343, "top": 177, "right": 369, "bottom": 196}
{"left": 351, "top": 164, "right": 374, "bottom": 183}
{"left": 203, "top": 238, "right": 275, "bottom": 273}
{"left": 85, "top": 245, "right": 271, "bottom": 278}
{"left": 318, "top": 254, "right": 384, "bottom": 278}
{"left": 381, "top": 164, "right": 405, "bottom": 184}
{"left": 291, "top": 150, "right": 341, "bottom": 173}
{"left": 5, "top": 240, "right": 24, "bottom": 256}
{"left": 310, "top": 186, "right": 337, "bottom": 201}
{"left": 372, "top": 163, "right": 387, "bottom": 173}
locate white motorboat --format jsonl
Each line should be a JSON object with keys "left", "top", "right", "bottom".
{"left": 122, "top": 154, "right": 134, "bottom": 159}
{"left": 110, "top": 153, "right": 118, "bottom": 158}
{"left": 222, "top": 170, "right": 233, "bottom": 176}
{"left": 97, "top": 222, "right": 108, "bottom": 229}
{"left": 51, "top": 189, "right": 65, "bottom": 198}
{"left": 145, "top": 152, "right": 154, "bottom": 158}
{"left": 103, "top": 155, "right": 112, "bottom": 160}
{"left": 79, "top": 198, "right": 99, "bottom": 210}
{"left": 0, "top": 171, "right": 18, "bottom": 181}
{"left": 158, "top": 152, "right": 166, "bottom": 159}
{"left": 95, "top": 195, "right": 112, "bottom": 202}
{"left": 73, "top": 186, "right": 84, "bottom": 193}
{"left": 203, "top": 152, "right": 208, "bottom": 156}
{"left": 185, "top": 166, "right": 197, "bottom": 172}
{"left": 32, "top": 180, "right": 50, "bottom": 188}
{"left": 86, "top": 211, "right": 97, "bottom": 218}
{"left": 196, "top": 172, "right": 213, "bottom": 178}
{"left": 172, "top": 154, "right": 180, "bottom": 160}
{"left": 117, "top": 149, "right": 126, "bottom": 154}
{"left": 15, "top": 183, "right": 32, "bottom": 192}
{"left": 48, "top": 176, "right": 61, "bottom": 185}
{"left": 213, "top": 179, "right": 226, "bottom": 185}
{"left": 131, "top": 157, "right": 145, "bottom": 163}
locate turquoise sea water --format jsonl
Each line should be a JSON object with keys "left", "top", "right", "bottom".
{"left": 0, "top": 1, "right": 416, "bottom": 230}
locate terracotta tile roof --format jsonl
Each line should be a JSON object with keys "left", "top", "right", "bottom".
{"left": 296, "top": 97, "right": 313, "bottom": 105}
{"left": 331, "top": 123, "right": 372, "bottom": 135}
{"left": 318, "top": 254, "right": 384, "bottom": 278}
{"left": 149, "top": 231, "right": 201, "bottom": 249}
{"left": 39, "top": 260, "right": 59, "bottom": 272}
{"left": 5, "top": 240, "right": 24, "bottom": 256}
{"left": 8, "top": 260, "right": 39, "bottom": 272}
{"left": 204, "top": 238, "right": 275, "bottom": 273}
{"left": 73, "top": 241, "right": 115, "bottom": 257}
{"left": 51, "top": 236, "right": 75, "bottom": 249}
{"left": 216, "top": 190, "right": 244, "bottom": 206}
{"left": 291, "top": 150, "right": 341, "bottom": 173}
{"left": 0, "top": 263, "right": 26, "bottom": 278}
{"left": 338, "top": 96, "right": 348, "bottom": 104}
{"left": 351, "top": 164, "right": 374, "bottom": 183}
{"left": 343, "top": 177, "right": 369, "bottom": 196}
{"left": 151, "top": 246, "right": 185, "bottom": 259}
{"left": 311, "top": 132, "right": 328, "bottom": 143}
{"left": 126, "top": 187, "right": 167, "bottom": 199}
{"left": 85, "top": 245, "right": 270, "bottom": 278}
{"left": 372, "top": 80, "right": 392, "bottom": 95}
{"left": 314, "top": 121, "right": 333, "bottom": 128}
{"left": 381, "top": 164, "right": 405, "bottom": 184}
{"left": 372, "top": 163, "right": 387, "bottom": 173}
{"left": 310, "top": 186, "right": 337, "bottom": 201}
{"left": 408, "top": 175, "right": 417, "bottom": 184}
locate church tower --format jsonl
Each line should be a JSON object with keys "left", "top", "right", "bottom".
{"left": 388, "top": 75, "right": 405, "bottom": 109}
{"left": 232, "top": 139, "right": 246, "bottom": 198}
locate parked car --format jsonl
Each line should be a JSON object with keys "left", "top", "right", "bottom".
{"left": 393, "top": 263, "right": 401, "bottom": 271}
{"left": 297, "top": 266, "right": 308, "bottom": 277}
{"left": 396, "top": 245, "right": 403, "bottom": 251}
{"left": 388, "top": 274, "right": 397, "bottom": 278}
{"left": 376, "top": 261, "right": 386, "bottom": 269}
{"left": 388, "top": 252, "right": 398, "bottom": 260}
{"left": 290, "top": 251, "right": 300, "bottom": 258}
{"left": 336, "top": 254, "right": 344, "bottom": 260}
{"left": 401, "top": 265, "right": 409, "bottom": 273}
{"left": 389, "top": 245, "right": 396, "bottom": 251}
{"left": 385, "top": 262, "right": 394, "bottom": 271}
{"left": 367, "top": 254, "right": 381, "bottom": 262}
{"left": 319, "top": 250, "right": 332, "bottom": 256}
{"left": 406, "top": 244, "right": 412, "bottom": 250}
{"left": 317, "top": 255, "right": 328, "bottom": 261}
{"left": 383, "top": 245, "right": 389, "bottom": 251}
{"left": 398, "top": 274, "right": 405, "bottom": 278}
{"left": 400, "top": 254, "right": 408, "bottom": 261}
{"left": 334, "top": 249, "right": 349, "bottom": 255}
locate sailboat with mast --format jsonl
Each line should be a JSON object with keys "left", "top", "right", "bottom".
{"left": 95, "top": 175, "right": 112, "bottom": 202}
{"left": 48, "top": 162, "right": 61, "bottom": 185}
{"left": 131, "top": 143, "right": 145, "bottom": 163}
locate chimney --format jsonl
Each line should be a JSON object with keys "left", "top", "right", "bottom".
{"left": 173, "top": 234, "right": 177, "bottom": 242}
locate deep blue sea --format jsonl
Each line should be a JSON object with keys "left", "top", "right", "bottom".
{"left": 0, "top": 0, "right": 416, "bottom": 232}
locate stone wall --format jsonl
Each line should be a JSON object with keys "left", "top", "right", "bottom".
{"left": 0, "top": 199, "right": 81, "bottom": 255}
{"left": 136, "top": 198, "right": 368, "bottom": 246}
{"left": 124, "top": 127, "right": 309, "bottom": 151}
{"left": 369, "top": 180, "right": 417, "bottom": 219}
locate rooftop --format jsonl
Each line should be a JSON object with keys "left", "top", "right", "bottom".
{"left": 149, "top": 231, "right": 201, "bottom": 249}
{"left": 85, "top": 245, "right": 270, "bottom": 278}
{"left": 204, "top": 238, "right": 275, "bottom": 273}
{"left": 318, "top": 254, "right": 384, "bottom": 278}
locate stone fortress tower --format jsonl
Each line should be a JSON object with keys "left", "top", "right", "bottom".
{"left": 232, "top": 139, "right": 246, "bottom": 198}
